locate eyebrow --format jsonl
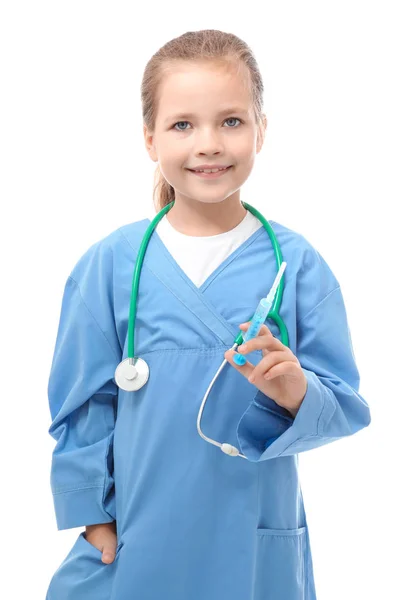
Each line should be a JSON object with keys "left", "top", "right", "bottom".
{"left": 164, "top": 107, "right": 248, "bottom": 125}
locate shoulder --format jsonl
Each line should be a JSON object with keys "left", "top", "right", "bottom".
{"left": 268, "top": 219, "right": 317, "bottom": 259}
{"left": 268, "top": 219, "right": 340, "bottom": 295}
{"left": 68, "top": 218, "right": 150, "bottom": 287}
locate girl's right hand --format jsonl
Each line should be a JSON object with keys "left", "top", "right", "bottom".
{"left": 85, "top": 521, "right": 118, "bottom": 564}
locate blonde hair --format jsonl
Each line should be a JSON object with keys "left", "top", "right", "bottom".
{"left": 141, "top": 29, "right": 266, "bottom": 212}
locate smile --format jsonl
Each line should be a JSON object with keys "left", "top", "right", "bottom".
{"left": 187, "top": 166, "right": 232, "bottom": 179}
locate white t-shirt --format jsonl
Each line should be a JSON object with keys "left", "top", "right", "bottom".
{"left": 153, "top": 208, "right": 263, "bottom": 288}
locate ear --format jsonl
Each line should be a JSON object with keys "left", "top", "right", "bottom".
{"left": 143, "top": 123, "right": 158, "bottom": 163}
{"left": 256, "top": 114, "right": 267, "bottom": 154}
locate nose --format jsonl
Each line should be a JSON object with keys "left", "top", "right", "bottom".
{"left": 194, "top": 127, "right": 224, "bottom": 155}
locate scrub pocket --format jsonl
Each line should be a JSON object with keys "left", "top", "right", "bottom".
{"left": 253, "top": 526, "right": 307, "bottom": 600}
{"left": 46, "top": 531, "right": 123, "bottom": 600}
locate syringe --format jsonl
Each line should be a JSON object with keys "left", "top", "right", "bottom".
{"left": 233, "top": 262, "right": 287, "bottom": 366}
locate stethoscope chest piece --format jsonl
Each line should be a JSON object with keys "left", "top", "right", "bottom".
{"left": 114, "top": 357, "right": 149, "bottom": 391}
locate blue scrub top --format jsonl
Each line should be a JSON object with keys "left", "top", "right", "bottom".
{"left": 46, "top": 218, "right": 371, "bottom": 600}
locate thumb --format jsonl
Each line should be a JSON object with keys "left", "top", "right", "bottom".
{"left": 225, "top": 323, "right": 256, "bottom": 378}
{"left": 224, "top": 347, "right": 255, "bottom": 380}
{"left": 101, "top": 543, "right": 117, "bottom": 564}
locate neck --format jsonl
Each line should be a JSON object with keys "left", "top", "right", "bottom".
{"left": 165, "top": 195, "right": 247, "bottom": 237}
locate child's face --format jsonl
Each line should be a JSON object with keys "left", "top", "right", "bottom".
{"left": 144, "top": 61, "right": 266, "bottom": 207}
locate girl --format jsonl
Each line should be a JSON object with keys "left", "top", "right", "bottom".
{"left": 46, "top": 29, "right": 371, "bottom": 600}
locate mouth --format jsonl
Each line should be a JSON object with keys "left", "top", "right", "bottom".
{"left": 186, "top": 166, "right": 233, "bottom": 179}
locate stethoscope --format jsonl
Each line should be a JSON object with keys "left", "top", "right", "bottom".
{"left": 114, "top": 200, "right": 289, "bottom": 459}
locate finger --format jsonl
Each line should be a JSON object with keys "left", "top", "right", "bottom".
{"left": 237, "top": 323, "right": 283, "bottom": 356}
{"left": 224, "top": 348, "right": 255, "bottom": 380}
{"left": 101, "top": 544, "right": 117, "bottom": 564}
{"left": 249, "top": 352, "right": 296, "bottom": 382}
{"left": 262, "top": 360, "right": 301, "bottom": 381}
{"left": 239, "top": 322, "right": 271, "bottom": 337}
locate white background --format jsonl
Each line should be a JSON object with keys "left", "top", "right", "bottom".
{"left": 1, "top": 1, "right": 399, "bottom": 598}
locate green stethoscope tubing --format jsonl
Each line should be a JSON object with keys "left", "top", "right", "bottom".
{"left": 127, "top": 200, "right": 289, "bottom": 364}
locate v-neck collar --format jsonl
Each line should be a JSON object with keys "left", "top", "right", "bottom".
{"left": 142, "top": 221, "right": 266, "bottom": 345}
{"left": 120, "top": 217, "right": 269, "bottom": 347}
{"left": 150, "top": 218, "right": 265, "bottom": 294}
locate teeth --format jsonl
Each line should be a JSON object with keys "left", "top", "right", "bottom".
{"left": 195, "top": 167, "right": 228, "bottom": 173}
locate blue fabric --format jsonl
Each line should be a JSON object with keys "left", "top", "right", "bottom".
{"left": 46, "top": 218, "right": 371, "bottom": 599}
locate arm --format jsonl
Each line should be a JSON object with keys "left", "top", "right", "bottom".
{"left": 48, "top": 274, "right": 120, "bottom": 530}
{"left": 236, "top": 282, "right": 371, "bottom": 462}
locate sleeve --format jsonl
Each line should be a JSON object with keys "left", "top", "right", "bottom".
{"left": 47, "top": 274, "right": 120, "bottom": 530}
{"left": 235, "top": 251, "right": 371, "bottom": 462}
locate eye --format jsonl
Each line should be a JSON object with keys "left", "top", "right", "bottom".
{"left": 173, "top": 121, "right": 191, "bottom": 131}
{"left": 224, "top": 117, "right": 242, "bottom": 128}
{"left": 172, "top": 117, "right": 242, "bottom": 131}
